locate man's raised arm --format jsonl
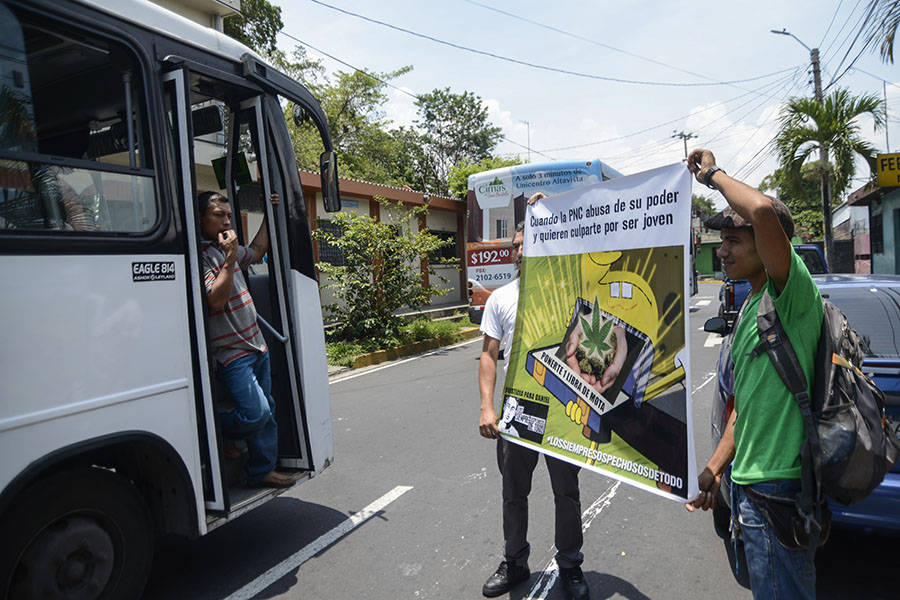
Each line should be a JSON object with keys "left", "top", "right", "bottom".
{"left": 687, "top": 149, "right": 792, "bottom": 293}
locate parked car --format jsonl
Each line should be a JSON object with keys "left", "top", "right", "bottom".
{"left": 705, "top": 274, "right": 900, "bottom": 534}
{"left": 717, "top": 245, "right": 828, "bottom": 331}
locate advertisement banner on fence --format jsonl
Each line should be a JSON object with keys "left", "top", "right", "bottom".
{"left": 500, "top": 162, "right": 697, "bottom": 502}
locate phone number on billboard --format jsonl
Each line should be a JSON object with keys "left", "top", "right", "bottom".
{"left": 473, "top": 272, "right": 513, "bottom": 283}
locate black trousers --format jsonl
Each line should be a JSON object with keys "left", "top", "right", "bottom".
{"left": 496, "top": 437, "right": 584, "bottom": 569}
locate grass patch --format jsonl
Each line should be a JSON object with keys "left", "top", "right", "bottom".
{"left": 325, "top": 340, "right": 368, "bottom": 367}
{"left": 325, "top": 315, "right": 476, "bottom": 367}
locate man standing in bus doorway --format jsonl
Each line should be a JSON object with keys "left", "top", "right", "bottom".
{"left": 199, "top": 190, "right": 293, "bottom": 488}
{"left": 478, "top": 217, "right": 589, "bottom": 600}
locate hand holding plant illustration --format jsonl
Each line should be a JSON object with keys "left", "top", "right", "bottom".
{"left": 565, "top": 298, "right": 627, "bottom": 394}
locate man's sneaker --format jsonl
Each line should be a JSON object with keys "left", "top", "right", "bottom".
{"left": 559, "top": 566, "right": 589, "bottom": 600}
{"left": 482, "top": 560, "right": 530, "bottom": 597}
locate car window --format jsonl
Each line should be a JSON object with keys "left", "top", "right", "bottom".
{"left": 823, "top": 285, "right": 900, "bottom": 359}
{"left": 797, "top": 248, "right": 826, "bottom": 274}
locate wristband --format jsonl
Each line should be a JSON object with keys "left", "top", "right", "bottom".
{"left": 704, "top": 166, "right": 725, "bottom": 189}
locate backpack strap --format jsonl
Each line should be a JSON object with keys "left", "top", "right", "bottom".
{"left": 747, "top": 289, "right": 825, "bottom": 565}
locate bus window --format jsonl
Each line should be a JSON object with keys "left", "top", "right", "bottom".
{"left": 0, "top": 3, "right": 156, "bottom": 234}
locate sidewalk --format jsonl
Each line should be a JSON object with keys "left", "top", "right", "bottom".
{"left": 327, "top": 301, "right": 476, "bottom": 381}
{"left": 327, "top": 325, "right": 481, "bottom": 381}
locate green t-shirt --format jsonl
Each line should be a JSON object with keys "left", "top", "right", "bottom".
{"left": 730, "top": 248, "right": 823, "bottom": 485}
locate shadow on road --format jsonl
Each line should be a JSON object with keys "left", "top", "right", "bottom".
{"left": 712, "top": 515, "right": 896, "bottom": 597}
{"left": 143, "top": 496, "right": 350, "bottom": 600}
{"left": 582, "top": 570, "right": 653, "bottom": 600}
{"left": 504, "top": 570, "right": 652, "bottom": 600}
{"left": 815, "top": 528, "right": 897, "bottom": 599}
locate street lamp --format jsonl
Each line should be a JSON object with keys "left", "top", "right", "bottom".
{"left": 771, "top": 28, "right": 834, "bottom": 269}
{"left": 520, "top": 120, "right": 531, "bottom": 163}
{"left": 770, "top": 29, "right": 823, "bottom": 103}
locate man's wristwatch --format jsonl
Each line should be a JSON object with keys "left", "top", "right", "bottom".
{"left": 704, "top": 166, "right": 725, "bottom": 189}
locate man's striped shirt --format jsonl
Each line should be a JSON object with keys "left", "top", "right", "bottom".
{"left": 201, "top": 241, "right": 267, "bottom": 365}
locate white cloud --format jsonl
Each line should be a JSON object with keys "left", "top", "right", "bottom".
{"left": 384, "top": 87, "right": 418, "bottom": 128}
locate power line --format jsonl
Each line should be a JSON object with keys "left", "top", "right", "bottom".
{"left": 820, "top": 0, "right": 846, "bottom": 47}
{"left": 459, "top": 0, "right": 766, "bottom": 89}
{"left": 825, "top": 0, "right": 878, "bottom": 88}
{"left": 535, "top": 68, "right": 801, "bottom": 154}
{"left": 821, "top": 0, "right": 865, "bottom": 60}
{"left": 542, "top": 70, "right": 798, "bottom": 171}
{"left": 278, "top": 30, "right": 558, "bottom": 162}
{"left": 306, "top": 0, "right": 797, "bottom": 88}
{"left": 853, "top": 67, "right": 900, "bottom": 89}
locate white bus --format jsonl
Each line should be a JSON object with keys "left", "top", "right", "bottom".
{"left": 0, "top": 0, "right": 340, "bottom": 597}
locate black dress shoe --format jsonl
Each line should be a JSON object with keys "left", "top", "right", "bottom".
{"left": 559, "top": 566, "right": 590, "bottom": 600}
{"left": 482, "top": 560, "right": 530, "bottom": 597}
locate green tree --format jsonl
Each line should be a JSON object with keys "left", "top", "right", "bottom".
{"left": 758, "top": 163, "right": 832, "bottom": 241}
{"left": 758, "top": 164, "right": 824, "bottom": 213}
{"left": 283, "top": 55, "right": 417, "bottom": 187}
{"left": 414, "top": 88, "right": 503, "bottom": 196}
{"left": 223, "top": 0, "right": 283, "bottom": 55}
{"left": 774, "top": 88, "right": 885, "bottom": 267}
{"left": 448, "top": 156, "right": 524, "bottom": 202}
{"left": 863, "top": 0, "right": 900, "bottom": 63}
{"left": 691, "top": 194, "right": 716, "bottom": 219}
{"left": 313, "top": 199, "right": 454, "bottom": 345}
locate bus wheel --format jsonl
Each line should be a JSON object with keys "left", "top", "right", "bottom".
{"left": 0, "top": 467, "right": 154, "bottom": 600}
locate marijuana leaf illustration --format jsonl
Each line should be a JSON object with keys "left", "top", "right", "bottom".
{"left": 579, "top": 296, "right": 613, "bottom": 357}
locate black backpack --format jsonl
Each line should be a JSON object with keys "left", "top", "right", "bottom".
{"left": 749, "top": 291, "right": 900, "bottom": 554}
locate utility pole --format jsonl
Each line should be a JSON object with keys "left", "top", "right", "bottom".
{"left": 672, "top": 130, "right": 697, "bottom": 158}
{"left": 810, "top": 45, "right": 834, "bottom": 270}
{"left": 885, "top": 79, "right": 891, "bottom": 152}
{"left": 772, "top": 29, "right": 833, "bottom": 269}
{"left": 520, "top": 120, "right": 531, "bottom": 163}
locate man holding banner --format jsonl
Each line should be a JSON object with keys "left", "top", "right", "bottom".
{"left": 685, "top": 149, "right": 819, "bottom": 599}
{"left": 495, "top": 161, "right": 695, "bottom": 501}
{"left": 478, "top": 219, "right": 589, "bottom": 600}
{"left": 479, "top": 161, "right": 699, "bottom": 598}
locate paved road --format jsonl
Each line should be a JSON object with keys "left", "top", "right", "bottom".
{"left": 144, "top": 282, "right": 895, "bottom": 599}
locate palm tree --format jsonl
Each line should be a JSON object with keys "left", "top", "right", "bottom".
{"left": 864, "top": 0, "right": 899, "bottom": 63}
{"left": 774, "top": 88, "right": 885, "bottom": 269}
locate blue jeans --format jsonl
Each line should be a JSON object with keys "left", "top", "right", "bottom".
{"left": 735, "top": 480, "right": 815, "bottom": 600}
{"left": 217, "top": 351, "right": 278, "bottom": 483}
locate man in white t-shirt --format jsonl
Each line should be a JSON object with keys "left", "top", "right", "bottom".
{"left": 478, "top": 220, "right": 588, "bottom": 600}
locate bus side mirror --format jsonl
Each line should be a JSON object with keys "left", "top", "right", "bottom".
{"left": 320, "top": 150, "right": 341, "bottom": 213}
{"left": 293, "top": 104, "right": 310, "bottom": 126}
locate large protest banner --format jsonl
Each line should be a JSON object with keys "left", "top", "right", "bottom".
{"left": 499, "top": 163, "right": 696, "bottom": 502}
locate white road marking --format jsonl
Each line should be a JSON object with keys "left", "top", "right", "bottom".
{"left": 692, "top": 372, "right": 717, "bottom": 393}
{"left": 694, "top": 300, "right": 711, "bottom": 306}
{"left": 222, "top": 485, "right": 413, "bottom": 600}
{"left": 525, "top": 481, "right": 621, "bottom": 599}
{"left": 703, "top": 333, "right": 724, "bottom": 347}
{"left": 330, "top": 337, "right": 482, "bottom": 384}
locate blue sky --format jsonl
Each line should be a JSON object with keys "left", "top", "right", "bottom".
{"left": 274, "top": 0, "right": 899, "bottom": 206}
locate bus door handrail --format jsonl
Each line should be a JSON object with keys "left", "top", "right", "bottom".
{"left": 257, "top": 315, "right": 288, "bottom": 344}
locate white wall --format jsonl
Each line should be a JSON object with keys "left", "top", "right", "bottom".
{"left": 426, "top": 209, "right": 461, "bottom": 302}
{"left": 313, "top": 196, "right": 462, "bottom": 315}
